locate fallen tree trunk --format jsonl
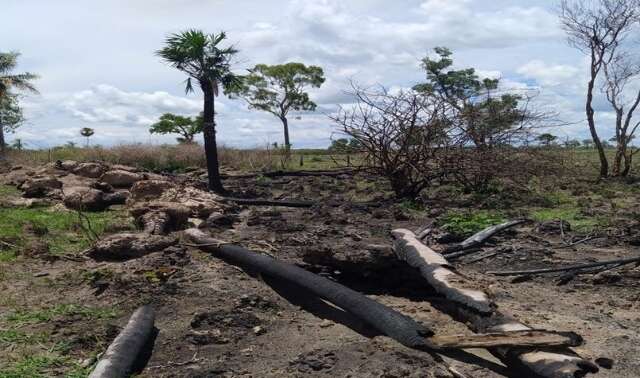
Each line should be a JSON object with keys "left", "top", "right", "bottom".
{"left": 184, "top": 228, "right": 430, "bottom": 349}
{"left": 428, "top": 329, "right": 582, "bottom": 349}
{"left": 184, "top": 229, "right": 581, "bottom": 353}
{"left": 442, "top": 220, "right": 526, "bottom": 255}
{"left": 392, "top": 229, "right": 599, "bottom": 378}
{"left": 486, "top": 255, "right": 640, "bottom": 276}
{"left": 221, "top": 197, "right": 315, "bottom": 208}
{"left": 392, "top": 229, "right": 494, "bottom": 314}
{"left": 89, "top": 305, "right": 156, "bottom": 378}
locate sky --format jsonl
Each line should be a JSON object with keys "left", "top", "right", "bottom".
{"left": 2, "top": 0, "right": 635, "bottom": 149}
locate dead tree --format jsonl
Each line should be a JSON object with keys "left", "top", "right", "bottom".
{"left": 392, "top": 229, "right": 599, "bottom": 377}
{"left": 330, "top": 84, "right": 457, "bottom": 198}
{"left": 560, "top": 0, "right": 640, "bottom": 177}
{"left": 603, "top": 51, "right": 640, "bottom": 176}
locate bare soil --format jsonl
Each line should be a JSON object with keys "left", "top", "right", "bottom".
{"left": 1, "top": 163, "right": 639, "bottom": 377}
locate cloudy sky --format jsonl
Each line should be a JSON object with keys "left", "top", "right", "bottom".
{"left": 2, "top": 0, "right": 629, "bottom": 148}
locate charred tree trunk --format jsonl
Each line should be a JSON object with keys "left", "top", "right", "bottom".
{"left": 392, "top": 229, "right": 599, "bottom": 378}
{"left": 89, "top": 306, "right": 156, "bottom": 378}
{"left": 201, "top": 80, "right": 225, "bottom": 193}
{"left": 0, "top": 124, "right": 5, "bottom": 159}
{"left": 281, "top": 115, "right": 291, "bottom": 150}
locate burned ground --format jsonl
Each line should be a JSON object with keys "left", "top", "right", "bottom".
{"left": 0, "top": 161, "right": 639, "bottom": 377}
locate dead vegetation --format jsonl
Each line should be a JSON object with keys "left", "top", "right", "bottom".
{"left": 1, "top": 151, "right": 640, "bottom": 377}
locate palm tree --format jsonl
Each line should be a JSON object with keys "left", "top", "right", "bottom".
{"left": 156, "top": 30, "right": 240, "bottom": 193}
{"left": 80, "top": 127, "right": 95, "bottom": 147}
{"left": 0, "top": 52, "right": 38, "bottom": 156}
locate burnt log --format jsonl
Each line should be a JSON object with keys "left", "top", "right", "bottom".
{"left": 392, "top": 228, "right": 598, "bottom": 378}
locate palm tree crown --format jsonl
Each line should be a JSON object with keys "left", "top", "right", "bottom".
{"left": 0, "top": 52, "right": 38, "bottom": 97}
{"left": 156, "top": 30, "right": 240, "bottom": 96}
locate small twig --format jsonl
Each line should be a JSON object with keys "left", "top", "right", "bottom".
{"left": 0, "top": 240, "right": 18, "bottom": 248}
{"left": 555, "top": 235, "right": 595, "bottom": 249}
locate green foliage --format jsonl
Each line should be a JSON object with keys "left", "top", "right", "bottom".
{"left": 149, "top": 113, "right": 203, "bottom": 143}
{"left": 0, "top": 329, "right": 48, "bottom": 344}
{"left": 537, "top": 133, "right": 558, "bottom": 146}
{"left": 0, "top": 94, "right": 24, "bottom": 133}
{"left": 328, "top": 138, "right": 362, "bottom": 153}
{"left": 156, "top": 30, "right": 241, "bottom": 96}
{"left": 79, "top": 128, "right": 94, "bottom": 138}
{"left": 530, "top": 208, "right": 602, "bottom": 233}
{"left": 0, "top": 207, "right": 133, "bottom": 259}
{"left": 230, "top": 62, "right": 325, "bottom": 147}
{"left": 6, "top": 304, "right": 117, "bottom": 325}
{"left": 438, "top": 210, "right": 506, "bottom": 238}
{"left": 232, "top": 62, "right": 324, "bottom": 116}
{"left": 413, "top": 47, "right": 525, "bottom": 148}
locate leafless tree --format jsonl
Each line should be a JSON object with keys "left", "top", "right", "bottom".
{"left": 603, "top": 51, "right": 640, "bottom": 176}
{"left": 331, "top": 85, "right": 457, "bottom": 198}
{"left": 560, "top": 0, "right": 640, "bottom": 177}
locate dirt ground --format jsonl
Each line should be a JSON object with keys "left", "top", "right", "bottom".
{"left": 1, "top": 163, "right": 639, "bottom": 377}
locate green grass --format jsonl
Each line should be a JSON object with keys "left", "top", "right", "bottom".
{"left": 0, "top": 185, "right": 20, "bottom": 197}
{"left": 0, "top": 354, "right": 91, "bottom": 378}
{"left": 530, "top": 207, "right": 603, "bottom": 233}
{"left": 0, "top": 329, "right": 48, "bottom": 345}
{"left": 6, "top": 304, "right": 117, "bottom": 326}
{"left": 438, "top": 210, "right": 506, "bottom": 238}
{"left": 0, "top": 207, "right": 133, "bottom": 260}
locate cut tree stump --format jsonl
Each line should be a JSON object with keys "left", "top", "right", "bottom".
{"left": 89, "top": 305, "right": 155, "bottom": 378}
{"left": 392, "top": 228, "right": 599, "bottom": 378}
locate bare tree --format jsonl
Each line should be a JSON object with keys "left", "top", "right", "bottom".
{"left": 560, "top": 0, "right": 640, "bottom": 177}
{"left": 603, "top": 51, "right": 640, "bottom": 176}
{"left": 331, "top": 85, "right": 456, "bottom": 198}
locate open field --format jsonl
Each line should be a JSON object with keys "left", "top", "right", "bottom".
{"left": 0, "top": 148, "right": 639, "bottom": 377}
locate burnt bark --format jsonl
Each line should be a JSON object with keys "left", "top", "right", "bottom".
{"left": 201, "top": 79, "right": 225, "bottom": 193}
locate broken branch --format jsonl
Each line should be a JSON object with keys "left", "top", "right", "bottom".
{"left": 487, "top": 255, "right": 640, "bottom": 276}
{"left": 442, "top": 220, "right": 526, "bottom": 255}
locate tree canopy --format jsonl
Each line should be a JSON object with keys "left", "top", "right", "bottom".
{"left": 150, "top": 113, "right": 203, "bottom": 143}
{"left": 230, "top": 62, "right": 325, "bottom": 148}
{"left": 414, "top": 47, "right": 527, "bottom": 148}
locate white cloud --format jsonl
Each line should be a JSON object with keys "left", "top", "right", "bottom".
{"left": 517, "top": 60, "right": 581, "bottom": 87}
{"left": 63, "top": 85, "right": 202, "bottom": 126}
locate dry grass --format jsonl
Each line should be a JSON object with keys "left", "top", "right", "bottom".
{"left": 5, "top": 144, "right": 342, "bottom": 173}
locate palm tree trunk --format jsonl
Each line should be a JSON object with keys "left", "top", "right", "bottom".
{"left": 0, "top": 124, "right": 5, "bottom": 159}
{"left": 201, "top": 80, "right": 225, "bottom": 193}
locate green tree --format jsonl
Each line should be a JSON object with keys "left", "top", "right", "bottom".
{"left": 582, "top": 138, "right": 594, "bottom": 148}
{"left": 564, "top": 139, "right": 581, "bottom": 148}
{"left": 157, "top": 30, "right": 240, "bottom": 193}
{"left": 231, "top": 62, "right": 325, "bottom": 150}
{"left": 80, "top": 127, "right": 95, "bottom": 147}
{"left": 150, "top": 113, "right": 203, "bottom": 143}
{"left": 537, "top": 133, "right": 558, "bottom": 146}
{"left": 0, "top": 94, "right": 24, "bottom": 148}
{"left": 0, "top": 52, "right": 38, "bottom": 156}
{"left": 414, "top": 47, "right": 525, "bottom": 148}
{"left": 10, "top": 138, "right": 23, "bottom": 151}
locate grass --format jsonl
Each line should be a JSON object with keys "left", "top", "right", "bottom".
{"left": 5, "top": 304, "right": 117, "bottom": 325}
{"left": 0, "top": 329, "right": 49, "bottom": 344}
{"left": 7, "top": 144, "right": 349, "bottom": 173}
{"left": 438, "top": 210, "right": 506, "bottom": 238}
{"left": 0, "top": 207, "right": 133, "bottom": 261}
{"left": 0, "top": 185, "right": 20, "bottom": 197}
{"left": 0, "top": 354, "right": 91, "bottom": 378}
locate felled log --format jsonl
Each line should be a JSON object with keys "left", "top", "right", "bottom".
{"left": 442, "top": 220, "right": 526, "bottom": 256}
{"left": 184, "top": 229, "right": 581, "bottom": 352}
{"left": 427, "top": 329, "right": 582, "bottom": 349}
{"left": 392, "top": 229, "right": 599, "bottom": 378}
{"left": 89, "top": 305, "right": 155, "bottom": 378}
{"left": 184, "top": 228, "right": 430, "bottom": 349}
{"left": 392, "top": 229, "right": 494, "bottom": 314}
{"left": 487, "top": 255, "right": 640, "bottom": 276}
{"left": 221, "top": 197, "right": 315, "bottom": 208}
